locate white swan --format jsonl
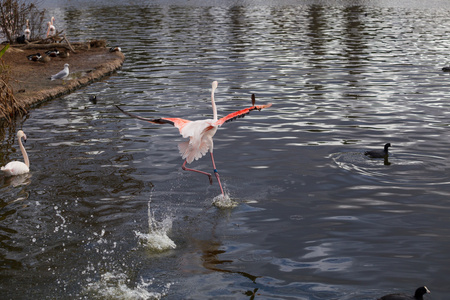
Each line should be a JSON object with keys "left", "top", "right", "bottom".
{"left": 1, "top": 130, "right": 30, "bottom": 176}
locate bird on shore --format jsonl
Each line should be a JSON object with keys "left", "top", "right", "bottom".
{"left": 27, "top": 53, "right": 41, "bottom": 61}
{"left": 50, "top": 63, "right": 69, "bottom": 81}
{"left": 378, "top": 286, "right": 430, "bottom": 300}
{"left": 1, "top": 130, "right": 30, "bottom": 176}
{"left": 364, "top": 143, "right": 391, "bottom": 158}
{"left": 24, "top": 19, "right": 31, "bottom": 40}
{"left": 45, "top": 49, "right": 59, "bottom": 57}
{"left": 58, "top": 50, "right": 70, "bottom": 58}
{"left": 116, "top": 81, "right": 272, "bottom": 196}
{"left": 16, "top": 34, "right": 26, "bottom": 44}
{"left": 109, "top": 46, "right": 121, "bottom": 52}
{"left": 38, "top": 54, "right": 51, "bottom": 63}
{"left": 46, "top": 17, "right": 56, "bottom": 37}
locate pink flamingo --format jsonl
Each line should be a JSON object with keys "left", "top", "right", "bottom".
{"left": 116, "top": 81, "right": 272, "bottom": 196}
{"left": 46, "top": 17, "right": 56, "bottom": 37}
{"left": 24, "top": 19, "right": 31, "bottom": 40}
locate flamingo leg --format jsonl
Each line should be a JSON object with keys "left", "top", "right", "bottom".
{"left": 210, "top": 153, "right": 224, "bottom": 195}
{"left": 182, "top": 160, "right": 213, "bottom": 185}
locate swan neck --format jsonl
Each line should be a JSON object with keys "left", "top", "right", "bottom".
{"left": 19, "top": 136, "right": 29, "bottom": 167}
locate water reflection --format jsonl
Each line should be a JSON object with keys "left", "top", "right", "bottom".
{"left": 1, "top": 173, "right": 32, "bottom": 188}
{"left": 197, "top": 239, "right": 260, "bottom": 283}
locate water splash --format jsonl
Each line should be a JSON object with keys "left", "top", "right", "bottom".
{"left": 135, "top": 198, "right": 176, "bottom": 252}
{"left": 84, "top": 272, "right": 170, "bottom": 300}
{"left": 212, "top": 193, "right": 238, "bottom": 209}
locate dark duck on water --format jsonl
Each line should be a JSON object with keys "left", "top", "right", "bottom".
{"left": 378, "top": 286, "right": 430, "bottom": 300}
{"left": 364, "top": 143, "right": 391, "bottom": 158}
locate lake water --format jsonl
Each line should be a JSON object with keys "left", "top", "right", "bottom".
{"left": 1, "top": 0, "right": 450, "bottom": 299}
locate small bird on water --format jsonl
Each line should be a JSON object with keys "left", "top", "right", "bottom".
{"left": 89, "top": 95, "right": 97, "bottom": 104}
{"left": 109, "top": 46, "right": 121, "bottom": 52}
{"left": 377, "top": 286, "right": 430, "bottom": 300}
{"left": 364, "top": 143, "right": 391, "bottom": 158}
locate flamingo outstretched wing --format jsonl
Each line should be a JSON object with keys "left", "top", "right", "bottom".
{"left": 214, "top": 94, "right": 272, "bottom": 126}
{"left": 115, "top": 105, "right": 191, "bottom": 133}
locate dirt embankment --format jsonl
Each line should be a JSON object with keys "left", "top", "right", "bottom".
{"left": 2, "top": 41, "right": 124, "bottom": 111}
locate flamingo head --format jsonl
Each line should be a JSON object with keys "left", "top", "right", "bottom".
{"left": 17, "top": 130, "right": 27, "bottom": 141}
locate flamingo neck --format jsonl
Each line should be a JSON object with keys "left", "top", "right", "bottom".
{"left": 19, "top": 136, "right": 29, "bottom": 167}
{"left": 211, "top": 81, "right": 218, "bottom": 121}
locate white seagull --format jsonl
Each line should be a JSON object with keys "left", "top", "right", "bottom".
{"left": 51, "top": 63, "right": 69, "bottom": 81}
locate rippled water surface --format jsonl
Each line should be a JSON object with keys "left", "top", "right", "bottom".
{"left": 1, "top": 1, "right": 450, "bottom": 299}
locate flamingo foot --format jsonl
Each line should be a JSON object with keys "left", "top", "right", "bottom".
{"left": 212, "top": 193, "right": 237, "bottom": 208}
{"left": 208, "top": 174, "right": 213, "bottom": 185}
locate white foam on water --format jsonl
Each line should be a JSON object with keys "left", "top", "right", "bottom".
{"left": 212, "top": 193, "right": 238, "bottom": 209}
{"left": 84, "top": 272, "right": 170, "bottom": 300}
{"left": 135, "top": 199, "right": 176, "bottom": 252}
{"left": 135, "top": 225, "right": 176, "bottom": 252}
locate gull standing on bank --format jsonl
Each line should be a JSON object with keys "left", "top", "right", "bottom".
{"left": 50, "top": 63, "right": 69, "bottom": 81}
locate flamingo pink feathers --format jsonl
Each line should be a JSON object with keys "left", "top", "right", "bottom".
{"left": 116, "top": 81, "right": 272, "bottom": 195}
{"left": 46, "top": 17, "right": 56, "bottom": 38}
{"left": 24, "top": 19, "right": 31, "bottom": 40}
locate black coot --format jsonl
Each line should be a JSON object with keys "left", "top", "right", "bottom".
{"left": 364, "top": 143, "right": 391, "bottom": 158}
{"left": 89, "top": 95, "right": 97, "bottom": 104}
{"left": 378, "top": 286, "right": 430, "bottom": 300}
